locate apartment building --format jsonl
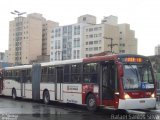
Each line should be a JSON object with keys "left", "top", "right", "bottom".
{"left": 50, "top": 24, "right": 87, "bottom": 61}
{"left": 84, "top": 23, "right": 119, "bottom": 57}
{"left": 155, "top": 45, "right": 160, "bottom": 55}
{"left": 84, "top": 15, "right": 137, "bottom": 57}
{"left": 50, "top": 14, "right": 96, "bottom": 61}
{"left": 118, "top": 24, "right": 137, "bottom": 54}
{"left": 8, "top": 13, "right": 58, "bottom": 65}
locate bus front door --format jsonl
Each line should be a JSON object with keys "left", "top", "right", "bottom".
{"left": 55, "top": 67, "right": 63, "bottom": 101}
{"left": 101, "top": 61, "right": 115, "bottom": 106}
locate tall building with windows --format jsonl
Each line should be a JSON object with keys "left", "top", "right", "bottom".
{"left": 83, "top": 15, "right": 137, "bottom": 57}
{"left": 8, "top": 13, "right": 58, "bottom": 65}
{"left": 155, "top": 45, "right": 160, "bottom": 55}
{"left": 50, "top": 15, "right": 96, "bottom": 61}
{"left": 50, "top": 24, "right": 87, "bottom": 61}
{"left": 118, "top": 24, "right": 137, "bottom": 54}
{"left": 84, "top": 24, "right": 119, "bottom": 57}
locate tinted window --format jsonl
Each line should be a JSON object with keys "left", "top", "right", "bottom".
{"left": 83, "top": 63, "right": 98, "bottom": 83}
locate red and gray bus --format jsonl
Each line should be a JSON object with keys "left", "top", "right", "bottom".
{"left": 0, "top": 54, "right": 156, "bottom": 111}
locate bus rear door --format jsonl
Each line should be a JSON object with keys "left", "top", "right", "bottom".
{"left": 55, "top": 67, "right": 63, "bottom": 101}
{"left": 21, "top": 70, "right": 26, "bottom": 97}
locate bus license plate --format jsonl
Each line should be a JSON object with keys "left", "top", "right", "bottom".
{"left": 139, "top": 100, "right": 145, "bottom": 103}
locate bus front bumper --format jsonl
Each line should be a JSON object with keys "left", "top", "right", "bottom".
{"left": 118, "top": 98, "right": 156, "bottom": 110}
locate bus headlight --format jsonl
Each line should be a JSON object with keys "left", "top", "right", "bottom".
{"left": 124, "top": 93, "right": 131, "bottom": 99}
{"left": 151, "top": 93, "right": 155, "bottom": 98}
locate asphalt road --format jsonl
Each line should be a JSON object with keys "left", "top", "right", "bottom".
{"left": 0, "top": 97, "right": 160, "bottom": 120}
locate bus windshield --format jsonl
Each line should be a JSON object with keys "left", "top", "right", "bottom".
{"left": 122, "top": 64, "right": 154, "bottom": 90}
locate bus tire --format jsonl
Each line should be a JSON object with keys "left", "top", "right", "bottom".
{"left": 86, "top": 94, "right": 97, "bottom": 111}
{"left": 12, "top": 89, "right": 17, "bottom": 100}
{"left": 43, "top": 90, "right": 50, "bottom": 104}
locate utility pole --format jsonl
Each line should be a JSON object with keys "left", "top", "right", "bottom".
{"left": 103, "top": 37, "right": 118, "bottom": 54}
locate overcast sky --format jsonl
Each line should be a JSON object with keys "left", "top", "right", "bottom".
{"left": 0, "top": 0, "right": 160, "bottom": 56}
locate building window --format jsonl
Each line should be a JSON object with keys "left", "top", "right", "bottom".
{"left": 74, "top": 38, "right": 80, "bottom": 48}
{"left": 63, "top": 26, "right": 67, "bottom": 35}
{"left": 94, "top": 27, "right": 98, "bottom": 31}
{"left": 94, "top": 34, "right": 98, "bottom": 38}
{"left": 83, "top": 17, "right": 86, "bottom": 21}
{"left": 89, "top": 41, "right": 93, "bottom": 45}
{"left": 94, "top": 47, "right": 98, "bottom": 51}
{"left": 94, "top": 41, "right": 98, "bottom": 44}
{"left": 89, "top": 48, "right": 93, "bottom": 51}
{"left": 73, "top": 50, "right": 76, "bottom": 59}
{"left": 89, "top": 34, "right": 93, "bottom": 38}
{"left": 89, "top": 28, "right": 93, "bottom": 32}
{"left": 77, "top": 50, "right": 80, "bottom": 59}
{"left": 74, "top": 26, "right": 80, "bottom": 35}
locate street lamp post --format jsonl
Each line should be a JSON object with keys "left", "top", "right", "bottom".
{"left": 10, "top": 10, "right": 26, "bottom": 65}
{"left": 103, "top": 37, "right": 118, "bottom": 54}
{"left": 11, "top": 10, "right": 26, "bottom": 17}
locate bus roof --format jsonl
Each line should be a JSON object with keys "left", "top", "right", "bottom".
{"left": 3, "top": 54, "right": 149, "bottom": 70}
{"left": 40, "top": 59, "right": 83, "bottom": 66}
{"left": 4, "top": 64, "right": 32, "bottom": 70}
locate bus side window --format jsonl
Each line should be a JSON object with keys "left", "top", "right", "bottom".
{"left": 83, "top": 63, "right": 98, "bottom": 83}
{"left": 48, "top": 66, "right": 56, "bottom": 83}
{"left": 64, "top": 65, "right": 70, "bottom": 83}
{"left": 71, "top": 64, "right": 81, "bottom": 83}
{"left": 41, "top": 67, "right": 48, "bottom": 83}
{"left": 25, "top": 69, "right": 31, "bottom": 83}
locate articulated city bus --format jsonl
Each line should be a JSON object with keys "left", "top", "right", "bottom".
{"left": 0, "top": 54, "right": 156, "bottom": 111}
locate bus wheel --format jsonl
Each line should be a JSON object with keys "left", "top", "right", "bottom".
{"left": 86, "top": 94, "right": 97, "bottom": 111}
{"left": 12, "top": 89, "right": 17, "bottom": 100}
{"left": 43, "top": 90, "right": 50, "bottom": 104}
